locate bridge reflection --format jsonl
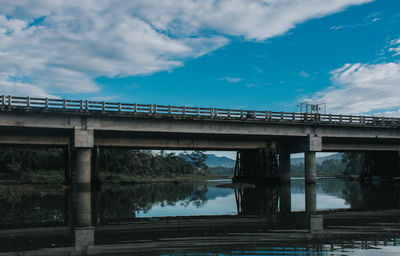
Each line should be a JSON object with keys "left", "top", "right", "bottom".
{"left": 1, "top": 181, "right": 400, "bottom": 255}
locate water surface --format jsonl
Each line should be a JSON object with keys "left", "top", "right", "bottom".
{"left": 1, "top": 178, "right": 400, "bottom": 255}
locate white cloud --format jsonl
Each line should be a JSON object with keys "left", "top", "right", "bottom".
{"left": 312, "top": 62, "right": 400, "bottom": 114}
{"left": 0, "top": 0, "right": 372, "bottom": 96}
{"left": 389, "top": 38, "right": 400, "bottom": 56}
{"left": 221, "top": 77, "right": 243, "bottom": 83}
{"left": 299, "top": 71, "right": 310, "bottom": 78}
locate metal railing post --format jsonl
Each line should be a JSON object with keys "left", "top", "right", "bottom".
{"left": 63, "top": 99, "right": 66, "bottom": 109}
{"left": 168, "top": 105, "right": 171, "bottom": 115}
{"left": 134, "top": 103, "right": 137, "bottom": 114}
{"left": 45, "top": 97, "right": 48, "bottom": 109}
{"left": 154, "top": 104, "right": 157, "bottom": 114}
{"left": 1, "top": 95, "right": 4, "bottom": 107}
{"left": 102, "top": 101, "right": 105, "bottom": 112}
{"left": 183, "top": 106, "right": 186, "bottom": 116}
{"left": 197, "top": 107, "right": 200, "bottom": 117}
{"left": 27, "top": 96, "right": 30, "bottom": 108}
{"left": 8, "top": 95, "right": 11, "bottom": 106}
{"left": 118, "top": 103, "right": 122, "bottom": 112}
{"left": 149, "top": 104, "right": 152, "bottom": 114}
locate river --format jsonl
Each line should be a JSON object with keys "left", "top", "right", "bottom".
{"left": 1, "top": 178, "right": 400, "bottom": 255}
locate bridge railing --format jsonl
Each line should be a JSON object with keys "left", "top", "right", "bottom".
{"left": 1, "top": 95, "right": 399, "bottom": 127}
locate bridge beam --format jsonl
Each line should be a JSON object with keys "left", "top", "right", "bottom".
{"left": 72, "top": 129, "right": 94, "bottom": 185}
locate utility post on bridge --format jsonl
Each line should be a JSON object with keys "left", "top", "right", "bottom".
{"left": 73, "top": 129, "right": 94, "bottom": 185}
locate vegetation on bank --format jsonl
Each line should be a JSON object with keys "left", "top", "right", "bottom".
{"left": 0, "top": 148, "right": 65, "bottom": 183}
{"left": 291, "top": 153, "right": 360, "bottom": 177}
{"left": 0, "top": 148, "right": 221, "bottom": 183}
{"left": 0, "top": 147, "right": 363, "bottom": 183}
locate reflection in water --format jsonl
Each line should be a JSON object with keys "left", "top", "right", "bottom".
{"left": 1, "top": 178, "right": 400, "bottom": 255}
{"left": 235, "top": 183, "right": 279, "bottom": 215}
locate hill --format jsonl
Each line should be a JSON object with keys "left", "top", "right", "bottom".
{"left": 205, "top": 154, "right": 235, "bottom": 168}
{"left": 291, "top": 153, "right": 342, "bottom": 165}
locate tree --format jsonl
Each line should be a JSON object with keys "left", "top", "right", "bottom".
{"left": 341, "top": 153, "right": 361, "bottom": 175}
{"left": 184, "top": 151, "right": 208, "bottom": 173}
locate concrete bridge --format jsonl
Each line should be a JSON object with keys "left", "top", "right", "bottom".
{"left": 1, "top": 95, "right": 400, "bottom": 184}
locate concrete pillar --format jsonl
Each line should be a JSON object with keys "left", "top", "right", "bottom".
{"left": 305, "top": 151, "right": 317, "bottom": 184}
{"left": 75, "top": 227, "right": 94, "bottom": 253}
{"left": 279, "top": 153, "right": 291, "bottom": 183}
{"left": 309, "top": 215, "right": 323, "bottom": 233}
{"left": 92, "top": 146, "right": 101, "bottom": 187}
{"left": 305, "top": 183, "right": 317, "bottom": 214}
{"left": 73, "top": 186, "right": 92, "bottom": 227}
{"left": 279, "top": 183, "right": 291, "bottom": 214}
{"left": 64, "top": 145, "right": 72, "bottom": 185}
{"left": 73, "top": 129, "right": 94, "bottom": 185}
{"left": 74, "top": 148, "right": 92, "bottom": 184}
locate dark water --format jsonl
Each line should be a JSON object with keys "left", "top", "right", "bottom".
{"left": 1, "top": 178, "right": 400, "bottom": 255}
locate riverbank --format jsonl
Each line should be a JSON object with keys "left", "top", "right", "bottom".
{"left": 0, "top": 171, "right": 231, "bottom": 185}
{"left": 98, "top": 173, "right": 230, "bottom": 184}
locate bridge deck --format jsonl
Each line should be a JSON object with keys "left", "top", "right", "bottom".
{"left": 1, "top": 95, "right": 399, "bottom": 128}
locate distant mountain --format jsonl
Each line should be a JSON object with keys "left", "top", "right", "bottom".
{"left": 205, "top": 154, "right": 236, "bottom": 167}
{"left": 291, "top": 153, "right": 343, "bottom": 165}
{"left": 205, "top": 153, "right": 342, "bottom": 168}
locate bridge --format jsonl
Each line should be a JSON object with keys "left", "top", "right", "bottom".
{"left": 1, "top": 95, "right": 400, "bottom": 184}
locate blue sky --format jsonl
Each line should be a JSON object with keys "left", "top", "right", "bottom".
{"left": 95, "top": 0, "right": 400, "bottom": 114}
{"left": 2, "top": 0, "right": 399, "bottom": 159}
{"left": 1, "top": 0, "right": 399, "bottom": 116}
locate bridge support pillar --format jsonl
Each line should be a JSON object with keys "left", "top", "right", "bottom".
{"left": 305, "top": 183, "right": 317, "bottom": 214}
{"left": 72, "top": 186, "right": 94, "bottom": 253}
{"left": 74, "top": 148, "right": 92, "bottom": 185}
{"left": 64, "top": 144, "right": 72, "bottom": 185}
{"left": 279, "top": 183, "right": 291, "bottom": 214}
{"left": 72, "top": 129, "right": 94, "bottom": 185}
{"left": 233, "top": 147, "right": 278, "bottom": 181}
{"left": 73, "top": 185, "right": 92, "bottom": 227}
{"left": 305, "top": 151, "right": 316, "bottom": 184}
{"left": 279, "top": 153, "right": 291, "bottom": 183}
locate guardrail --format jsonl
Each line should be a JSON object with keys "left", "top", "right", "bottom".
{"left": 0, "top": 95, "right": 399, "bottom": 127}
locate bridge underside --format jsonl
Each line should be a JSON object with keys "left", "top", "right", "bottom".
{"left": 1, "top": 126, "right": 400, "bottom": 152}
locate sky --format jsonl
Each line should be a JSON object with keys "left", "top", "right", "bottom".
{"left": 1, "top": 0, "right": 399, "bottom": 159}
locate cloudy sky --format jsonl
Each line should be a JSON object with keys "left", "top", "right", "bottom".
{"left": 1, "top": 0, "right": 400, "bottom": 117}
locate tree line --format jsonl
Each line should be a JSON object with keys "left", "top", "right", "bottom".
{"left": 100, "top": 149, "right": 208, "bottom": 176}
{"left": 291, "top": 153, "right": 361, "bottom": 176}
{"left": 0, "top": 147, "right": 209, "bottom": 180}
